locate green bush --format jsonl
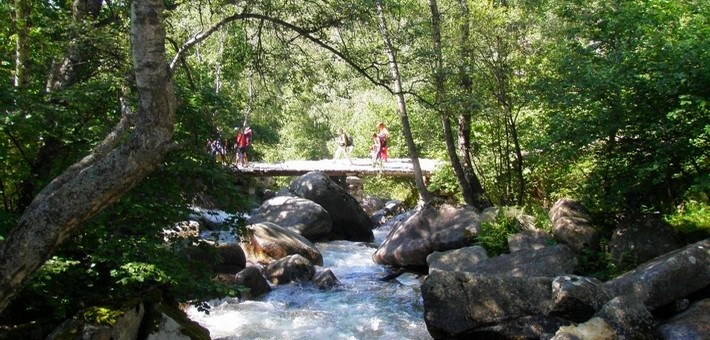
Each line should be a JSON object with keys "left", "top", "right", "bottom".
{"left": 477, "top": 207, "right": 522, "bottom": 257}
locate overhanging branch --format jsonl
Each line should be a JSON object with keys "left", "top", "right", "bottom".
{"left": 169, "top": 11, "right": 394, "bottom": 94}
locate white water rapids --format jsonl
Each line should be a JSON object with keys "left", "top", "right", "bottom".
{"left": 186, "top": 226, "right": 432, "bottom": 340}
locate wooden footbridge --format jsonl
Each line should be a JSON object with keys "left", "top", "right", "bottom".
{"left": 232, "top": 158, "right": 442, "bottom": 177}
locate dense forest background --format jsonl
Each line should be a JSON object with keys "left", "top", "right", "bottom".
{"left": 0, "top": 0, "right": 707, "bottom": 330}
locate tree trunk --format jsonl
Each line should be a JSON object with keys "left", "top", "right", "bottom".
{"left": 0, "top": 0, "right": 176, "bottom": 313}
{"left": 13, "top": 0, "right": 31, "bottom": 88}
{"left": 428, "top": 0, "right": 477, "bottom": 206}
{"left": 375, "top": 0, "right": 431, "bottom": 203}
{"left": 455, "top": 0, "right": 490, "bottom": 208}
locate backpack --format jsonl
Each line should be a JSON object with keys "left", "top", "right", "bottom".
{"left": 345, "top": 134, "right": 353, "bottom": 147}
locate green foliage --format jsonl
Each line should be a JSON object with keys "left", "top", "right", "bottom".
{"left": 664, "top": 175, "right": 710, "bottom": 233}
{"left": 534, "top": 0, "right": 709, "bottom": 213}
{"left": 477, "top": 207, "right": 522, "bottom": 257}
{"left": 427, "top": 163, "right": 463, "bottom": 204}
{"left": 574, "top": 246, "right": 620, "bottom": 282}
{"left": 1, "top": 0, "right": 708, "bottom": 331}
{"left": 80, "top": 307, "right": 124, "bottom": 326}
{"left": 363, "top": 176, "right": 418, "bottom": 207}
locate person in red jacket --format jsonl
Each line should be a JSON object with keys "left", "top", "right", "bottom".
{"left": 235, "top": 125, "right": 252, "bottom": 168}
{"left": 377, "top": 122, "right": 389, "bottom": 162}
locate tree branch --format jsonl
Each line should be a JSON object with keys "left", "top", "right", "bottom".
{"left": 168, "top": 10, "right": 394, "bottom": 93}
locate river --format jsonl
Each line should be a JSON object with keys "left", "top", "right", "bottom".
{"left": 186, "top": 225, "right": 432, "bottom": 340}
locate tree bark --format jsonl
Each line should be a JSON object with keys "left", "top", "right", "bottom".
{"left": 0, "top": 0, "right": 176, "bottom": 313}
{"left": 13, "top": 0, "right": 31, "bottom": 88}
{"left": 429, "top": 0, "right": 480, "bottom": 207}
{"left": 453, "top": 0, "right": 490, "bottom": 208}
{"left": 375, "top": 0, "right": 431, "bottom": 203}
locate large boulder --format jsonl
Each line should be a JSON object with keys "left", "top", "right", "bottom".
{"left": 186, "top": 242, "right": 246, "bottom": 275}
{"left": 213, "top": 243, "right": 247, "bottom": 274}
{"left": 372, "top": 204, "right": 479, "bottom": 268}
{"left": 552, "top": 296, "right": 654, "bottom": 340}
{"left": 605, "top": 238, "right": 710, "bottom": 311}
{"left": 421, "top": 271, "right": 567, "bottom": 339}
{"left": 239, "top": 222, "right": 323, "bottom": 266}
{"left": 550, "top": 275, "right": 613, "bottom": 322}
{"left": 264, "top": 254, "right": 316, "bottom": 285}
{"left": 47, "top": 291, "right": 210, "bottom": 340}
{"left": 47, "top": 304, "right": 145, "bottom": 340}
{"left": 549, "top": 198, "right": 600, "bottom": 253}
{"left": 361, "top": 196, "right": 385, "bottom": 216}
{"left": 463, "top": 244, "right": 577, "bottom": 278}
{"left": 247, "top": 196, "right": 332, "bottom": 241}
{"left": 656, "top": 298, "right": 710, "bottom": 339}
{"left": 593, "top": 295, "right": 656, "bottom": 340}
{"left": 426, "top": 246, "right": 488, "bottom": 274}
{"left": 508, "top": 229, "right": 553, "bottom": 253}
{"left": 234, "top": 266, "right": 272, "bottom": 299}
{"left": 607, "top": 213, "right": 685, "bottom": 267}
{"left": 289, "top": 171, "right": 373, "bottom": 242}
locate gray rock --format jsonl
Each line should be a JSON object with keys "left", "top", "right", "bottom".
{"left": 468, "top": 315, "right": 572, "bottom": 340}
{"left": 289, "top": 171, "right": 373, "bottom": 242}
{"left": 421, "top": 270, "right": 553, "bottom": 339}
{"left": 594, "top": 295, "right": 655, "bottom": 340}
{"left": 48, "top": 303, "right": 145, "bottom": 340}
{"left": 147, "top": 312, "right": 202, "bottom": 340}
{"left": 373, "top": 204, "right": 479, "bottom": 267}
{"left": 234, "top": 266, "right": 271, "bottom": 299}
{"left": 657, "top": 298, "right": 710, "bottom": 339}
{"left": 551, "top": 317, "right": 616, "bottom": 340}
{"left": 508, "top": 229, "right": 554, "bottom": 253}
{"left": 370, "top": 209, "right": 388, "bottom": 227}
{"left": 265, "top": 254, "right": 316, "bottom": 285}
{"left": 187, "top": 242, "right": 246, "bottom": 275}
{"left": 240, "top": 222, "right": 323, "bottom": 266}
{"left": 383, "top": 200, "right": 404, "bottom": 214}
{"left": 549, "top": 198, "right": 600, "bottom": 253}
{"left": 465, "top": 244, "right": 577, "bottom": 277}
{"left": 605, "top": 238, "right": 710, "bottom": 311}
{"left": 426, "top": 246, "right": 488, "bottom": 273}
{"left": 312, "top": 269, "right": 340, "bottom": 290}
{"left": 361, "top": 196, "right": 385, "bottom": 216}
{"left": 607, "top": 213, "right": 684, "bottom": 267}
{"left": 214, "top": 243, "right": 247, "bottom": 273}
{"left": 247, "top": 196, "right": 332, "bottom": 241}
{"left": 550, "top": 275, "right": 613, "bottom": 322}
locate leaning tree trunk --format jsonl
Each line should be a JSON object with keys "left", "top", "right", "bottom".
{"left": 0, "top": 0, "right": 176, "bottom": 313}
{"left": 375, "top": 0, "right": 431, "bottom": 203}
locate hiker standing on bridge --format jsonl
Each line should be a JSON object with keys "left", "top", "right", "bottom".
{"left": 370, "top": 132, "right": 382, "bottom": 167}
{"left": 235, "top": 125, "right": 252, "bottom": 168}
{"left": 333, "top": 128, "right": 354, "bottom": 164}
{"left": 377, "top": 122, "right": 389, "bottom": 162}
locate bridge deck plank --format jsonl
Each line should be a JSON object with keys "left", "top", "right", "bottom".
{"left": 232, "top": 158, "right": 441, "bottom": 177}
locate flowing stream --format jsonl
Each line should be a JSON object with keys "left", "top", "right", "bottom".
{"left": 186, "top": 226, "right": 432, "bottom": 340}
